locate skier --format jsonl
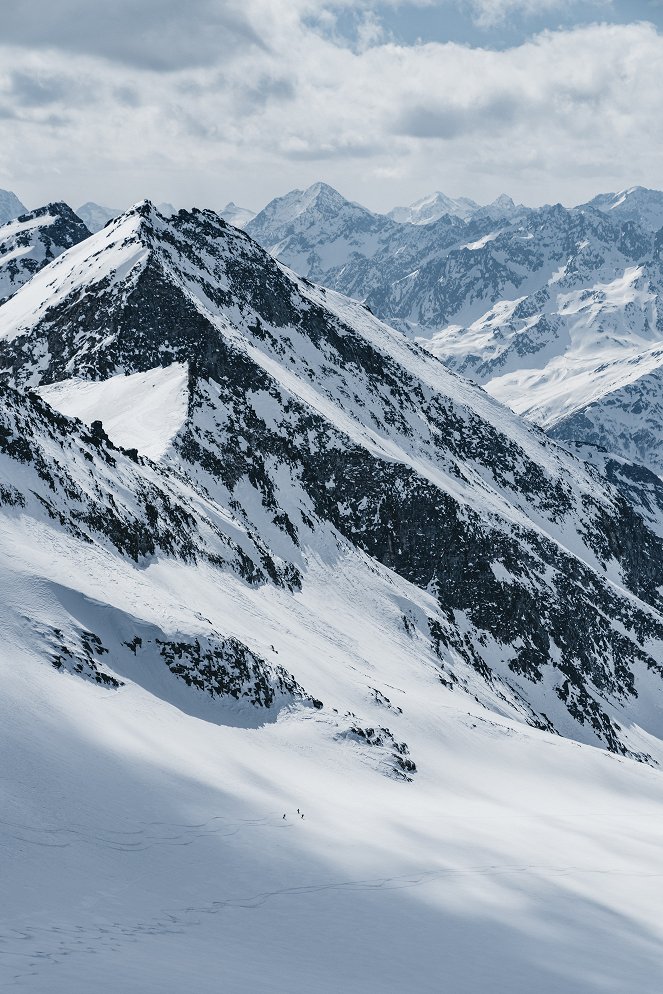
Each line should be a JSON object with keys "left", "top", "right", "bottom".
{"left": 282, "top": 813, "right": 286, "bottom": 820}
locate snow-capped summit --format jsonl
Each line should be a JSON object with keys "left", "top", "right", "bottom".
{"left": 245, "top": 181, "right": 401, "bottom": 280}
{"left": 76, "top": 201, "right": 120, "bottom": 232}
{"left": 0, "top": 188, "right": 27, "bottom": 225}
{"left": 247, "top": 181, "right": 360, "bottom": 242}
{"left": 388, "top": 191, "right": 480, "bottom": 224}
{"left": 77, "top": 200, "right": 175, "bottom": 232}
{"left": 471, "top": 193, "right": 529, "bottom": 223}
{"left": 581, "top": 185, "right": 663, "bottom": 231}
{"left": 0, "top": 201, "right": 90, "bottom": 303}
{"left": 219, "top": 201, "right": 256, "bottom": 229}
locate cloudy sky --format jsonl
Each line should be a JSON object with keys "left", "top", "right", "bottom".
{"left": 1, "top": 0, "right": 663, "bottom": 214}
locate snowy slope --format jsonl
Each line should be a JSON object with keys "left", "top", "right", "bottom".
{"left": 0, "top": 203, "right": 91, "bottom": 303}
{"left": 3, "top": 399, "right": 663, "bottom": 990}
{"left": 3, "top": 525, "right": 663, "bottom": 993}
{"left": 36, "top": 363, "right": 190, "bottom": 459}
{"left": 3, "top": 203, "right": 663, "bottom": 990}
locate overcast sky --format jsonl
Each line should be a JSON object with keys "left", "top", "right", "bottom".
{"left": 2, "top": 0, "right": 663, "bottom": 214}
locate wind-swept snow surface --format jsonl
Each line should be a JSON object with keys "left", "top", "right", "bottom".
{"left": 4, "top": 615, "right": 663, "bottom": 993}
{"left": 37, "top": 363, "right": 189, "bottom": 459}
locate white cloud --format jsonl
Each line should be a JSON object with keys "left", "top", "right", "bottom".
{"left": 0, "top": 6, "right": 662, "bottom": 213}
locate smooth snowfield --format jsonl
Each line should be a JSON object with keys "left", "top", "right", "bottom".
{"left": 2, "top": 518, "right": 663, "bottom": 993}
{"left": 37, "top": 363, "right": 189, "bottom": 459}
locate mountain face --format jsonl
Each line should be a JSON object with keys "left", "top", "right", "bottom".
{"left": 581, "top": 186, "right": 663, "bottom": 232}
{"left": 414, "top": 205, "right": 663, "bottom": 475}
{"left": 2, "top": 201, "right": 663, "bottom": 761}
{"left": 219, "top": 201, "right": 256, "bottom": 228}
{"left": 0, "top": 188, "right": 27, "bottom": 225}
{"left": 0, "top": 202, "right": 91, "bottom": 303}
{"left": 245, "top": 181, "right": 485, "bottom": 304}
{"left": 248, "top": 182, "right": 663, "bottom": 476}
{"left": 76, "top": 201, "right": 121, "bottom": 232}
{"left": 244, "top": 181, "right": 406, "bottom": 281}
{"left": 388, "top": 191, "right": 480, "bottom": 224}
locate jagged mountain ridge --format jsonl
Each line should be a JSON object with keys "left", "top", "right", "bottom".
{"left": 245, "top": 181, "right": 663, "bottom": 476}
{"left": 0, "top": 203, "right": 91, "bottom": 304}
{"left": 581, "top": 186, "right": 663, "bottom": 232}
{"left": 2, "top": 202, "right": 663, "bottom": 756}
{"left": 387, "top": 191, "right": 481, "bottom": 224}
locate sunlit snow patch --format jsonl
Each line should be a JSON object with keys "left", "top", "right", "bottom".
{"left": 461, "top": 231, "right": 499, "bottom": 251}
{"left": 37, "top": 362, "right": 189, "bottom": 460}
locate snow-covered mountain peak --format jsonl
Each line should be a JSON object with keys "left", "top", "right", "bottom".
{"left": 0, "top": 188, "right": 27, "bottom": 225}
{"left": 581, "top": 185, "right": 663, "bottom": 231}
{"left": 219, "top": 201, "right": 256, "bottom": 229}
{"left": 388, "top": 191, "right": 480, "bottom": 224}
{"left": 251, "top": 182, "right": 362, "bottom": 233}
{"left": 492, "top": 193, "right": 516, "bottom": 209}
{"left": 299, "top": 180, "right": 351, "bottom": 211}
{"left": 76, "top": 201, "right": 120, "bottom": 233}
{"left": 471, "top": 193, "right": 529, "bottom": 223}
{"left": 0, "top": 201, "right": 91, "bottom": 306}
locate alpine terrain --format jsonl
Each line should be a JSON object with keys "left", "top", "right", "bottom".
{"left": 247, "top": 183, "right": 663, "bottom": 478}
{"left": 0, "top": 203, "right": 91, "bottom": 303}
{"left": 1, "top": 200, "right": 663, "bottom": 992}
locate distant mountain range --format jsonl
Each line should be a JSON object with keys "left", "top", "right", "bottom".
{"left": 4, "top": 180, "right": 663, "bottom": 476}
{"left": 241, "top": 182, "right": 663, "bottom": 477}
